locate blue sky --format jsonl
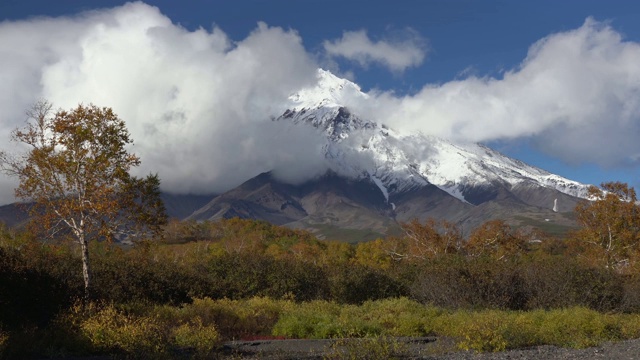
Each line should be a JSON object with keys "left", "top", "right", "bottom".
{"left": 1, "top": 1, "right": 639, "bottom": 203}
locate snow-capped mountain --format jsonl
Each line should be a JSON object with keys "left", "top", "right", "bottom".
{"left": 187, "top": 69, "right": 591, "bottom": 240}
{"left": 280, "top": 69, "right": 591, "bottom": 207}
{"left": 0, "top": 69, "right": 591, "bottom": 241}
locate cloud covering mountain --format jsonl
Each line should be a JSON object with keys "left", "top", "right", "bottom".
{"left": 352, "top": 18, "right": 640, "bottom": 167}
{"left": 0, "top": 2, "right": 639, "bottom": 205}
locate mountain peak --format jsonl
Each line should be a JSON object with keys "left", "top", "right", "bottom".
{"left": 288, "top": 69, "right": 368, "bottom": 111}
{"left": 280, "top": 70, "right": 376, "bottom": 140}
{"left": 280, "top": 69, "right": 592, "bottom": 206}
{"left": 183, "top": 70, "right": 593, "bottom": 239}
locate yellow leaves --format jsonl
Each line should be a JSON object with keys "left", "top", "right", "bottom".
{"left": 320, "top": 241, "right": 354, "bottom": 266}
{"left": 353, "top": 238, "right": 394, "bottom": 269}
{"left": 2, "top": 101, "right": 164, "bottom": 243}
{"left": 573, "top": 182, "right": 640, "bottom": 270}
{"left": 80, "top": 305, "right": 166, "bottom": 354}
{"left": 465, "top": 220, "right": 526, "bottom": 260}
{"left": 455, "top": 311, "right": 509, "bottom": 352}
{"left": 171, "top": 317, "right": 219, "bottom": 355}
{"left": 79, "top": 303, "right": 220, "bottom": 356}
{"left": 1, "top": 101, "right": 167, "bottom": 300}
{"left": 401, "top": 219, "right": 463, "bottom": 259}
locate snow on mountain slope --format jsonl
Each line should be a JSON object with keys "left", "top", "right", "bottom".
{"left": 279, "top": 69, "right": 591, "bottom": 204}
{"left": 289, "top": 69, "right": 368, "bottom": 111}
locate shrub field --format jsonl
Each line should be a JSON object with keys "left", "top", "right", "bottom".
{"left": 2, "top": 217, "right": 640, "bottom": 358}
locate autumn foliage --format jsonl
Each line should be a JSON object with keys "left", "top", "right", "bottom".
{"left": 466, "top": 220, "right": 527, "bottom": 260}
{"left": 573, "top": 182, "right": 640, "bottom": 270}
{"left": 0, "top": 101, "right": 167, "bottom": 301}
{"left": 2, "top": 146, "right": 640, "bottom": 359}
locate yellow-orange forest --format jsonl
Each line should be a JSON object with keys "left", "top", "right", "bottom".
{"left": 2, "top": 181, "right": 640, "bottom": 357}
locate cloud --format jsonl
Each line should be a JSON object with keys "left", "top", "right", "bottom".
{"left": 1, "top": 6, "right": 639, "bottom": 206}
{"left": 0, "top": 2, "right": 325, "bottom": 205}
{"left": 323, "top": 29, "right": 427, "bottom": 73}
{"left": 352, "top": 18, "right": 640, "bottom": 167}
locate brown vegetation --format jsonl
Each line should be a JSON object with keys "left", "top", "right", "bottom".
{"left": 1, "top": 173, "right": 640, "bottom": 357}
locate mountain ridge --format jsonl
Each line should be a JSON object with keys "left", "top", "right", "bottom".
{"left": 279, "top": 69, "right": 590, "bottom": 204}
{"left": 182, "top": 69, "right": 587, "bottom": 239}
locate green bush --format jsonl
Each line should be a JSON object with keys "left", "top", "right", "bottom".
{"left": 430, "top": 306, "right": 640, "bottom": 352}
{"left": 154, "top": 297, "right": 290, "bottom": 340}
{"left": 355, "top": 298, "right": 440, "bottom": 336}
{"left": 80, "top": 304, "right": 167, "bottom": 356}
{"left": 435, "top": 310, "right": 516, "bottom": 352}
{"left": 272, "top": 300, "right": 414, "bottom": 339}
{"left": 333, "top": 305, "right": 383, "bottom": 337}
{"left": 618, "top": 313, "right": 640, "bottom": 338}
{"left": 272, "top": 298, "right": 640, "bottom": 351}
{"left": 171, "top": 317, "right": 219, "bottom": 356}
{"left": 323, "top": 335, "right": 409, "bottom": 360}
{"left": 534, "top": 307, "right": 622, "bottom": 348}
{"left": 273, "top": 298, "right": 436, "bottom": 339}
{"left": 272, "top": 300, "right": 343, "bottom": 339}
{"left": 77, "top": 305, "right": 220, "bottom": 358}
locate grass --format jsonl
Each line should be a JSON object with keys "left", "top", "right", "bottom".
{"left": 305, "top": 223, "right": 389, "bottom": 243}
{"left": 3, "top": 297, "right": 640, "bottom": 357}
{"left": 323, "top": 335, "right": 410, "bottom": 360}
{"left": 235, "top": 298, "right": 640, "bottom": 353}
{"left": 513, "top": 214, "right": 577, "bottom": 238}
{"left": 269, "top": 298, "right": 640, "bottom": 352}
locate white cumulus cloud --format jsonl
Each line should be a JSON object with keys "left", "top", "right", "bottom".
{"left": 323, "top": 29, "right": 427, "bottom": 73}
{"left": 350, "top": 18, "right": 640, "bottom": 168}
{"left": 0, "top": 4, "right": 639, "bottom": 207}
{"left": 0, "top": 2, "right": 327, "bottom": 205}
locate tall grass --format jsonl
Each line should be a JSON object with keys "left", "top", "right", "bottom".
{"left": 269, "top": 297, "right": 640, "bottom": 352}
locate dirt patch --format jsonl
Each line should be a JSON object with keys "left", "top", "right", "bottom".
{"left": 220, "top": 337, "right": 640, "bottom": 359}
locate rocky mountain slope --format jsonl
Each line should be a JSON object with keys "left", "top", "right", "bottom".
{"left": 185, "top": 70, "right": 589, "bottom": 240}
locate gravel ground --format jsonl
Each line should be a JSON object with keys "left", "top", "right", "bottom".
{"left": 221, "top": 337, "right": 640, "bottom": 359}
